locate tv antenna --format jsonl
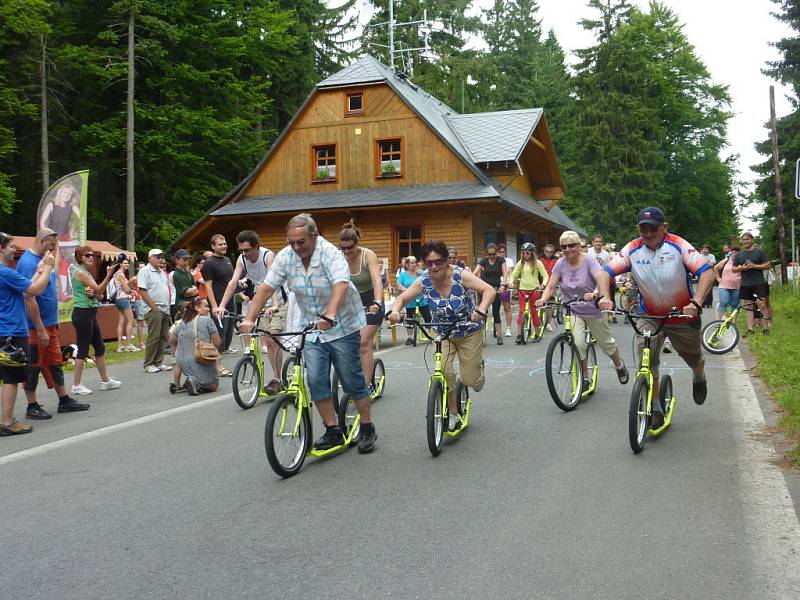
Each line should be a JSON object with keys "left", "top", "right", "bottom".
{"left": 367, "top": 0, "right": 431, "bottom": 72}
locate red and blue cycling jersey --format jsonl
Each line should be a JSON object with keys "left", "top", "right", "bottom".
{"left": 604, "top": 233, "right": 710, "bottom": 322}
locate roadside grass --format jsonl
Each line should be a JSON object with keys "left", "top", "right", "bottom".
{"left": 61, "top": 339, "right": 148, "bottom": 373}
{"left": 743, "top": 285, "right": 800, "bottom": 465}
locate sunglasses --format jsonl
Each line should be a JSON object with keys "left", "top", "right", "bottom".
{"left": 287, "top": 239, "right": 307, "bottom": 247}
{"left": 425, "top": 258, "right": 446, "bottom": 268}
{"left": 560, "top": 243, "right": 579, "bottom": 250}
{"left": 522, "top": 250, "right": 532, "bottom": 254}
{"left": 339, "top": 243, "right": 356, "bottom": 251}
{"left": 487, "top": 252, "right": 496, "bottom": 257}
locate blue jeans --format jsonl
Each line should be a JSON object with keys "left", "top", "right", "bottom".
{"left": 304, "top": 330, "right": 370, "bottom": 402}
{"left": 717, "top": 288, "right": 739, "bottom": 314}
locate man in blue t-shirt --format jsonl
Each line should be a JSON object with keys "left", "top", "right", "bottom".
{"left": 0, "top": 232, "right": 55, "bottom": 436}
{"left": 16, "top": 228, "right": 90, "bottom": 419}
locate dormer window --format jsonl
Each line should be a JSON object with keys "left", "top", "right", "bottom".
{"left": 312, "top": 144, "right": 336, "bottom": 183}
{"left": 345, "top": 92, "right": 364, "bottom": 116}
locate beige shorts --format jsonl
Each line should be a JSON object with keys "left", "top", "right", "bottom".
{"left": 265, "top": 303, "right": 288, "bottom": 332}
{"left": 573, "top": 316, "right": 619, "bottom": 360}
{"left": 442, "top": 329, "right": 485, "bottom": 391}
{"left": 636, "top": 320, "right": 704, "bottom": 377}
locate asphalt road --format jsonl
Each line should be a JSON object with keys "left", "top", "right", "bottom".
{"left": 1, "top": 312, "right": 799, "bottom": 599}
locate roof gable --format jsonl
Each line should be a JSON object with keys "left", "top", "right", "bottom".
{"left": 448, "top": 109, "right": 543, "bottom": 164}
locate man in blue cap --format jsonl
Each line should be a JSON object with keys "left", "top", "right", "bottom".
{"left": 600, "top": 207, "right": 714, "bottom": 428}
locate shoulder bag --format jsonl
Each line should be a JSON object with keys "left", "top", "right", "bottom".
{"left": 192, "top": 318, "right": 220, "bottom": 364}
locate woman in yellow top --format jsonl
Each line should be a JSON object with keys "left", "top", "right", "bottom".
{"left": 511, "top": 243, "right": 549, "bottom": 344}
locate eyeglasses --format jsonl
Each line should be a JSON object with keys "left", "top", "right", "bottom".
{"left": 287, "top": 239, "right": 307, "bottom": 247}
{"left": 238, "top": 247, "right": 253, "bottom": 254}
{"left": 487, "top": 252, "right": 496, "bottom": 257}
{"left": 560, "top": 243, "right": 579, "bottom": 250}
{"left": 522, "top": 251, "right": 532, "bottom": 254}
{"left": 425, "top": 258, "right": 446, "bottom": 268}
{"left": 339, "top": 243, "right": 356, "bottom": 251}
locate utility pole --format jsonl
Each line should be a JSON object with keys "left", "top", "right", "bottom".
{"left": 769, "top": 85, "right": 788, "bottom": 283}
{"left": 126, "top": 8, "right": 135, "bottom": 252}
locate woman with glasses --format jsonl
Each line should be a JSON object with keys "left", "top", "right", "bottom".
{"left": 472, "top": 243, "right": 508, "bottom": 344}
{"left": 339, "top": 221, "right": 384, "bottom": 385}
{"left": 536, "top": 231, "right": 628, "bottom": 389}
{"left": 510, "top": 243, "right": 549, "bottom": 344}
{"left": 69, "top": 246, "right": 122, "bottom": 395}
{"left": 397, "top": 255, "right": 431, "bottom": 345}
{"left": 388, "top": 240, "right": 495, "bottom": 429}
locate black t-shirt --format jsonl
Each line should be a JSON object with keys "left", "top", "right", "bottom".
{"left": 733, "top": 248, "right": 769, "bottom": 287}
{"left": 201, "top": 255, "right": 234, "bottom": 307}
{"left": 479, "top": 257, "right": 504, "bottom": 288}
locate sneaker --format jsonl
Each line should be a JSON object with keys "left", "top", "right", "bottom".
{"left": 158, "top": 364, "right": 173, "bottom": 371}
{"left": 612, "top": 316, "right": 618, "bottom": 324}
{"left": 546, "top": 323, "right": 554, "bottom": 332}
{"left": 126, "top": 345, "right": 139, "bottom": 352}
{"left": 693, "top": 376, "right": 707, "bottom": 405}
{"left": 497, "top": 336, "right": 503, "bottom": 345}
{"left": 58, "top": 398, "right": 90, "bottom": 412}
{"left": 743, "top": 329, "right": 755, "bottom": 337}
{"left": 117, "top": 346, "right": 128, "bottom": 353}
{"left": 261, "top": 346, "right": 270, "bottom": 354}
{"left": 99, "top": 378, "right": 121, "bottom": 391}
{"left": 473, "top": 361, "right": 486, "bottom": 393}
{"left": 357, "top": 423, "right": 377, "bottom": 454}
{"left": 71, "top": 383, "right": 93, "bottom": 396}
{"left": 662, "top": 344, "right": 672, "bottom": 354}
{"left": 265, "top": 379, "right": 282, "bottom": 395}
{"left": 405, "top": 337, "right": 414, "bottom": 346}
{"left": 583, "top": 378, "right": 592, "bottom": 391}
{"left": 448, "top": 413, "right": 461, "bottom": 432}
{"left": 0, "top": 419, "right": 33, "bottom": 436}
{"left": 763, "top": 329, "right": 770, "bottom": 336}
{"left": 225, "top": 347, "right": 237, "bottom": 354}
{"left": 650, "top": 411, "right": 665, "bottom": 430}
{"left": 313, "top": 426, "right": 345, "bottom": 450}
{"left": 505, "top": 327, "right": 512, "bottom": 337}
{"left": 144, "top": 365, "right": 160, "bottom": 373}
{"left": 616, "top": 362, "right": 629, "bottom": 384}
{"left": 185, "top": 379, "right": 199, "bottom": 396}
{"left": 515, "top": 335, "right": 523, "bottom": 345}
{"left": 26, "top": 403, "right": 52, "bottom": 420}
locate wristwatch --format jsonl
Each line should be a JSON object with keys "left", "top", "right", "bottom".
{"left": 318, "top": 313, "right": 338, "bottom": 326}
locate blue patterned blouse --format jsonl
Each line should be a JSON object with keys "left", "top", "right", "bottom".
{"left": 420, "top": 267, "right": 482, "bottom": 339}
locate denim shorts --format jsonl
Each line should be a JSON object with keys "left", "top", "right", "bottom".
{"left": 304, "top": 330, "right": 370, "bottom": 402}
{"left": 133, "top": 299, "right": 145, "bottom": 320}
{"left": 717, "top": 288, "right": 739, "bottom": 313}
{"left": 115, "top": 297, "right": 131, "bottom": 310}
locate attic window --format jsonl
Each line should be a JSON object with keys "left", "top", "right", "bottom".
{"left": 312, "top": 144, "right": 336, "bottom": 183}
{"left": 345, "top": 92, "right": 364, "bottom": 115}
{"left": 376, "top": 138, "right": 402, "bottom": 178}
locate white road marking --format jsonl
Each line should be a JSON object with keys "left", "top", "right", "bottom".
{"left": 725, "top": 347, "right": 800, "bottom": 597}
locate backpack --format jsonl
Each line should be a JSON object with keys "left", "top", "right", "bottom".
{"left": 108, "top": 275, "right": 118, "bottom": 302}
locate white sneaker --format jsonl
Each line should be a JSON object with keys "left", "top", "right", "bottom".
{"left": 261, "top": 346, "right": 270, "bottom": 354}
{"left": 225, "top": 348, "right": 237, "bottom": 354}
{"left": 144, "top": 365, "right": 160, "bottom": 373}
{"left": 100, "top": 378, "right": 121, "bottom": 391}
{"left": 126, "top": 345, "right": 139, "bottom": 352}
{"left": 546, "top": 323, "right": 554, "bottom": 332}
{"left": 117, "top": 346, "right": 128, "bottom": 353}
{"left": 505, "top": 327, "right": 512, "bottom": 337}
{"left": 71, "top": 383, "right": 93, "bottom": 395}
{"left": 158, "top": 364, "right": 173, "bottom": 371}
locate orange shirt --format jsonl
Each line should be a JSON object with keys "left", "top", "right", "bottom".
{"left": 193, "top": 268, "right": 208, "bottom": 299}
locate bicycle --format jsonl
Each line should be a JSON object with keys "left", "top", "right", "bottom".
{"left": 406, "top": 317, "right": 471, "bottom": 457}
{"left": 701, "top": 295, "right": 762, "bottom": 354}
{"left": 231, "top": 312, "right": 294, "bottom": 410}
{"left": 263, "top": 323, "right": 361, "bottom": 478}
{"left": 543, "top": 297, "right": 599, "bottom": 412}
{"left": 481, "top": 286, "right": 502, "bottom": 346}
{"left": 515, "top": 287, "right": 547, "bottom": 344}
{"left": 616, "top": 308, "right": 691, "bottom": 453}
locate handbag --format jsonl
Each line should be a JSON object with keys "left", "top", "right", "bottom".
{"left": 193, "top": 317, "right": 220, "bottom": 364}
{"left": 764, "top": 267, "right": 776, "bottom": 286}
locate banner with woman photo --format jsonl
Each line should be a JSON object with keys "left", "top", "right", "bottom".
{"left": 36, "top": 170, "right": 89, "bottom": 321}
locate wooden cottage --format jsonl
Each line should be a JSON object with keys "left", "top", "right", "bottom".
{"left": 174, "top": 55, "right": 585, "bottom": 270}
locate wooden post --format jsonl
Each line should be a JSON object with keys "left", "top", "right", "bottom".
{"left": 769, "top": 86, "right": 788, "bottom": 283}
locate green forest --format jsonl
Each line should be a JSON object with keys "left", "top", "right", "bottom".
{"left": 0, "top": 0, "right": 792, "bottom": 253}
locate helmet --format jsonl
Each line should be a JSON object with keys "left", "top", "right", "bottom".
{"left": 521, "top": 243, "right": 536, "bottom": 252}
{"left": 0, "top": 338, "right": 28, "bottom": 367}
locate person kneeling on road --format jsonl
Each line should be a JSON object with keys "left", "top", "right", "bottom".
{"left": 168, "top": 297, "right": 221, "bottom": 396}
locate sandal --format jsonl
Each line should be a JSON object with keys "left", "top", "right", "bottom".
{"left": 218, "top": 367, "right": 232, "bottom": 377}
{"left": 265, "top": 379, "right": 283, "bottom": 395}
{"left": 616, "top": 361, "right": 629, "bottom": 384}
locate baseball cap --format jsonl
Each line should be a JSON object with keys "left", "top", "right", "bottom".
{"left": 148, "top": 248, "right": 164, "bottom": 258}
{"left": 636, "top": 207, "right": 666, "bottom": 226}
{"left": 35, "top": 227, "right": 57, "bottom": 240}
{"left": 174, "top": 249, "right": 190, "bottom": 259}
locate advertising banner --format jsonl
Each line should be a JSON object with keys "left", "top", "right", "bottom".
{"left": 36, "top": 170, "right": 89, "bottom": 322}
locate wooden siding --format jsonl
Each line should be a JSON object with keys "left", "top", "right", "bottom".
{"left": 243, "top": 84, "right": 477, "bottom": 197}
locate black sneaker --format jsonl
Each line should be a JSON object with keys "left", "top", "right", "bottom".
{"left": 662, "top": 345, "right": 672, "bottom": 354}
{"left": 26, "top": 403, "right": 52, "bottom": 420}
{"left": 58, "top": 398, "right": 90, "bottom": 412}
{"left": 313, "top": 426, "right": 345, "bottom": 451}
{"left": 185, "top": 379, "right": 199, "bottom": 396}
{"left": 357, "top": 423, "right": 377, "bottom": 454}
{"left": 405, "top": 337, "right": 414, "bottom": 346}
{"left": 515, "top": 335, "right": 523, "bottom": 345}
{"left": 616, "top": 362, "right": 629, "bottom": 384}
{"left": 651, "top": 411, "right": 665, "bottom": 430}
{"left": 497, "top": 336, "right": 503, "bottom": 345}
{"left": 693, "top": 377, "right": 707, "bottom": 405}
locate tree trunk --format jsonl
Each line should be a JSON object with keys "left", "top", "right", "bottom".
{"left": 40, "top": 34, "right": 49, "bottom": 195}
{"left": 769, "top": 86, "right": 788, "bottom": 282}
{"left": 126, "top": 9, "right": 135, "bottom": 251}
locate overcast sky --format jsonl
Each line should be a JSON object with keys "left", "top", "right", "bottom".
{"left": 351, "top": 0, "right": 794, "bottom": 230}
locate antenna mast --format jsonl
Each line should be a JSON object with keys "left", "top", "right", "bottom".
{"left": 368, "top": 0, "right": 430, "bottom": 72}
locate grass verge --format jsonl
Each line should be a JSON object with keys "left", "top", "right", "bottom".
{"left": 61, "top": 340, "right": 147, "bottom": 373}
{"left": 743, "top": 285, "right": 800, "bottom": 465}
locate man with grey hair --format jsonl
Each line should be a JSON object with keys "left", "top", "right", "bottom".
{"left": 240, "top": 213, "right": 377, "bottom": 454}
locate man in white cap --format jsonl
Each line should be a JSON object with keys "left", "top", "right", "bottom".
{"left": 17, "top": 228, "right": 90, "bottom": 419}
{"left": 137, "top": 249, "right": 174, "bottom": 373}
